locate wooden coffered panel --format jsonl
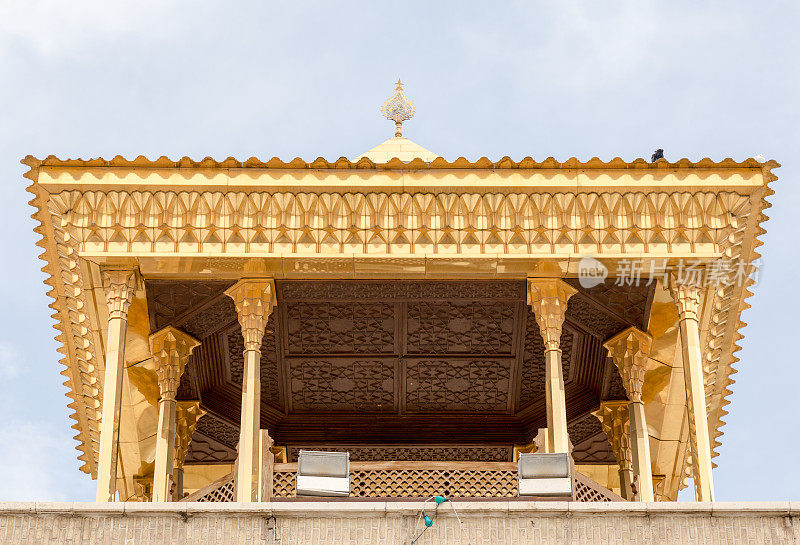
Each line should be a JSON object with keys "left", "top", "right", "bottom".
{"left": 145, "top": 279, "right": 653, "bottom": 464}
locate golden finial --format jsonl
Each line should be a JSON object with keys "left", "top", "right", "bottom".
{"left": 381, "top": 78, "right": 416, "bottom": 138}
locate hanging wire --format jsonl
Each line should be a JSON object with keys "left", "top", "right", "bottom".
{"left": 408, "top": 496, "right": 473, "bottom": 545}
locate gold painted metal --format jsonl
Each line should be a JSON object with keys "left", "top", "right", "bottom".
{"left": 149, "top": 327, "right": 200, "bottom": 502}
{"left": 173, "top": 401, "right": 205, "bottom": 500}
{"left": 594, "top": 401, "right": 634, "bottom": 500}
{"left": 604, "top": 327, "right": 656, "bottom": 502}
{"left": 527, "top": 278, "right": 577, "bottom": 454}
{"left": 96, "top": 268, "right": 138, "bottom": 502}
{"left": 23, "top": 152, "right": 776, "bottom": 502}
{"left": 225, "top": 279, "right": 276, "bottom": 502}
{"left": 670, "top": 276, "right": 715, "bottom": 502}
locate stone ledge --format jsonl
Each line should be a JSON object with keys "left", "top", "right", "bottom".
{"left": 1, "top": 501, "right": 796, "bottom": 517}
{"left": 2, "top": 502, "right": 797, "bottom": 545}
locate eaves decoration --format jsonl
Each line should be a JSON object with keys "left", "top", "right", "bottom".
{"left": 23, "top": 154, "right": 776, "bottom": 486}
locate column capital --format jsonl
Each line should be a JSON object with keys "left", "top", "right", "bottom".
{"left": 225, "top": 279, "right": 276, "bottom": 352}
{"left": 593, "top": 400, "right": 632, "bottom": 472}
{"left": 526, "top": 278, "right": 577, "bottom": 350}
{"left": 604, "top": 327, "right": 653, "bottom": 403}
{"left": 101, "top": 267, "right": 139, "bottom": 320}
{"left": 668, "top": 273, "right": 702, "bottom": 322}
{"left": 175, "top": 401, "right": 205, "bottom": 471}
{"left": 149, "top": 326, "right": 200, "bottom": 401}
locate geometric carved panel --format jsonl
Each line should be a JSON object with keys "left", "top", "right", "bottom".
{"left": 146, "top": 280, "right": 233, "bottom": 332}
{"left": 285, "top": 302, "right": 395, "bottom": 355}
{"left": 288, "top": 358, "right": 395, "bottom": 412}
{"left": 405, "top": 358, "right": 511, "bottom": 412}
{"left": 566, "top": 279, "right": 653, "bottom": 331}
{"left": 287, "top": 445, "right": 513, "bottom": 462}
{"left": 407, "top": 301, "right": 515, "bottom": 355}
{"left": 569, "top": 413, "right": 616, "bottom": 464}
{"left": 147, "top": 278, "right": 653, "bottom": 450}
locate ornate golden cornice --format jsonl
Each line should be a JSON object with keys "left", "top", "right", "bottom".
{"left": 21, "top": 153, "right": 777, "bottom": 173}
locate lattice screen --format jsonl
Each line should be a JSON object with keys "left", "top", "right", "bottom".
{"left": 193, "top": 479, "right": 235, "bottom": 502}
{"left": 572, "top": 471, "right": 623, "bottom": 502}
{"left": 187, "top": 467, "right": 622, "bottom": 502}
{"left": 273, "top": 467, "right": 518, "bottom": 498}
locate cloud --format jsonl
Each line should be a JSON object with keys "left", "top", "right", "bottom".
{"left": 0, "top": 0, "right": 186, "bottom": 60}
{"left": 0, "top": 420, "right": 91, "bottom": 501}
{"left": 0, "top": 341, "right": 22, "bottom": 380}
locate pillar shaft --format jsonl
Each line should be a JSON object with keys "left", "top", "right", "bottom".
{"left": 238, "top": 348, "right": 261, "bottom": 500}
{"left": 226, "top": 279, "right": 275, "bottom": 502}
{"left": 150, "top": 326, "right": 200, "bottom": 502}
{"left": 604, "top": 327, "right": 655, "bottom": 502}
{"left": 671, "top": 280, "right": 715, "bottom": 501}
{"left": 95, "top": 269, "right": 137, "bottom": 502}
{"left": 628, "top": 401, "right": 654, "bottom": 501}
{"left": 544, "top": 348, "right": 569, "bottom": 453}
{"left": 152, "top": 399, "right": 177, "bottom": 501}
{"left": 527, "top": 278, "right": 577, "bottom": 454}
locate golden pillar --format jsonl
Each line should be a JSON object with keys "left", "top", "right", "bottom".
{"left": 150, "top": 326, "right": 200, "bottom": 502}
{"left": 527, "top": 278, "right": 577, "bottom": 454}
{"left": 670, "top": 278, "right": 715, "bottom": 502}
{"left": 173, "top": 401, "right": 205, "bottom": 500}
{"left": 594, "top": 401, "right": 634, "bottom": 500}
{"left": 604, "top": 327, "right": 655, "bottom": 501}
{"left": 96, "top": 268, "right": 138, "bottom": 502}
{"left": 225, "top": 279, "right": 276, "bottom": 502}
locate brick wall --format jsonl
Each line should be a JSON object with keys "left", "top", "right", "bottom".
{"left": 0, "top": 501, "right": 798, "bottom": 544}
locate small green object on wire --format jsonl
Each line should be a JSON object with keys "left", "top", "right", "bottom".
{"left": 434, "top": 495, "right": 447, "bottom": 504}
{"left": 423, "top": 514, "right": 433, "bottom": 527}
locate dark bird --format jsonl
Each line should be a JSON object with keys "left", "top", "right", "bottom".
{"left": 651, "top": 149, "right": 664, "bottom": 162}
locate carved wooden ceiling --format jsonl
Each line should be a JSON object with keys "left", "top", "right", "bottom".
{"left": 146, "top": 279, "right": 653, "bottom": 465}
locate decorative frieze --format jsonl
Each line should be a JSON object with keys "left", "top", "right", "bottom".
{"left": 55, "top": 190, "right": 750, "bottom": 256}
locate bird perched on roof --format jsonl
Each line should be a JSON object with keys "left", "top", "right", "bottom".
{"left": 651, "top": 149, "right": 664, "bottom": 162}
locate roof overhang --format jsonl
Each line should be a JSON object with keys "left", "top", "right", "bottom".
{"left": 23, "top": 154, "right": 777, "bottom": 499}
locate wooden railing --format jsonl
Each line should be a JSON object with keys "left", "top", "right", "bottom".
{"left": 182, "top": 461, "right": 623, "bottom": 502}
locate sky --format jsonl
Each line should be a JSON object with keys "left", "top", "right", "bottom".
{"left": 0, "top": 0, "right": 797, "bottom": 502}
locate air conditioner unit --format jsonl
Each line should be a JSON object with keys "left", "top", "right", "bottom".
{"left": 295, "top": 450, "right": 350, "bottom": 497}
{"left": 517, "top": 452, "right": 572, "bottom": 497}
